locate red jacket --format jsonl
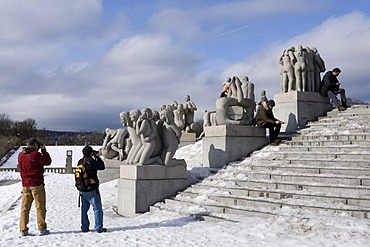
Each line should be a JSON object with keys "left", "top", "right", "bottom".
{"left": 18, "top": 148, "right": 52, "bottom": 187}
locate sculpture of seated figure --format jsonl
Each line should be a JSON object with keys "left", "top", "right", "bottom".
{"left": 126, "top": 109, "right": 143, "bottom": 165}
{"left": 160, "top": 108, "right": 182, "bottom": 166}
{"left": 136, "top": 108, "right": 163, "bottom": 165}
{"left": 119, "top": 111, "right": 132, "bottom": 158}
{"left": 101, "top": 127, "right": 128, "bottom": 160}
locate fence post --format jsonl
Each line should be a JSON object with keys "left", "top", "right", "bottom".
{"left": 66, "top": 150, "right": 73, "bottom": 174}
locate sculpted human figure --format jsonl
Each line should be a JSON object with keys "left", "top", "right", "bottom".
{"left": 227, "top": 76, "right": 243, "bottom": 101}
{"left": 160, "top": 108, "right": 182, "bottom": 166}
{"left": 101, "top": 128, "right": 128, "bottom": 160}
{"left": 305, "top": 46, "right": 315, "bottom": 92}
{"left": 136, "top": 108, "right": 163, "bottom": 165}
{"left": 293, "top": 45, "right": 308, "bottom": 91}
{"left": 312, "top": 47, "right": 326, "bottom": 92}
{"left": 278, "top": 47, "right": 295, "bottom": 92}
{"left": 256, "top": 89, "right": 268, "bottom": 113}
{"left": 152, "top": 110, "right": 161, "bottom": 123}
{"left": 241, "top": 75, "right": 255, "bottom": 102}
{"left": 119, "top": 111, "right": 132, "bottom": 157}
{"left": 173, "top": 103, "right": 185, "bottom": 130}
{"left": 183, "top": 95, "right": 197, "bottom": 133}
{"left": 126, "top": 109, "right": 143, "bottom": 165}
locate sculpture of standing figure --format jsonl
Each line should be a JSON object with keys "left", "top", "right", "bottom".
{"left": 256, "top": 89, "right": 268, "bottom": 113}
{"left": 312, "top": 47, "right": 326, "bottom": 92}
{"left": 293, "top": 45, "right": 308, "bottom": 91}
{"left": 305, "top": 46, "right": 315, "bottom": 92}
{"left": 183, "top": 95, "right": 197, "bottom": 133}
{"left": 278, "top": 47, "right": 296, "bottom": 92}
{"left": 160, "top": 108, "right": 182, "bottom": 166}
{"left": 241, "top": 75, "right": 255, "bottom": 102}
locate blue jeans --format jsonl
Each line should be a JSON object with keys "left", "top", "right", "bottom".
{"left": 80, "top": 189, "right": 104, "bottom": 232}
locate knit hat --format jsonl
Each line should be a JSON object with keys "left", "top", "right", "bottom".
{"left": 27, "top": 137, "right": 41, "bottom": 146}
{"left": 267, "top": 100, "right": 276, "bottom": 107}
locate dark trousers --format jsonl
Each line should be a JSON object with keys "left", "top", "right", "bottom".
{"left": 264, "top": 122, "right": 281, "bottom": 142}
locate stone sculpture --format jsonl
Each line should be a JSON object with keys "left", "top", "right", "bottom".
{"left": 104, "top": 106, "right": 185, "bottom": 167}
{"left": 136, "top": 108, "right": 163, "bottom": 165}
{"left": 278, "top": 47, "right": 296, "bottom": 93}
{"left": 101, "top": 127, "right": 129, "bottom": 160}
{"left": 207, "top": 75, "right": 255, "bottom": 126}
{"left": 183, "top": 95, "right": 197, "bottom": 133}
{"left": 126, "top": 109, "right": 143, "bottom": 165}
{"left": 160, "top": 108, "right": 183, "bottom": 166}
{"left": 278, "top": 45, "right": 326, "bottom": 93}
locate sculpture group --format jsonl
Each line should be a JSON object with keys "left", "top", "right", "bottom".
{"left": 101, "top": 95, "right": 197, "bottom": 166}
{"left": 278, "top": 45, "right": 325, "bottom": 93}
{"left": 204, "top": 75, "right": 256, "bottom": 127}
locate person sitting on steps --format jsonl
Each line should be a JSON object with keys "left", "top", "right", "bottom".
{"left": 320, "top": 67, "right": 348, "bottom": 111}
{"left": 255, "top": 100, "right": 285, "bottom": 146}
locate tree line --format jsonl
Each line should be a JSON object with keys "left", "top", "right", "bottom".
{"left": 0, "top": 113, "right": 104, "bottom": 159}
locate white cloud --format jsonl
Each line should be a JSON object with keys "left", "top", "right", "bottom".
{"left": 220, "top": 11, "right": 370, "bottom": 102}
{"left": 1, "top": 2, "right": 370, "bottom": 132}
{"left": 0, "top": 0, "right": 102, "bottom": 42}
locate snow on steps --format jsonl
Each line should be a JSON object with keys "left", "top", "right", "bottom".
{"left": 150, "top": 105, "right": 370, "bottom": 222}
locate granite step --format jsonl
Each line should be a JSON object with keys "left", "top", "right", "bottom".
{"left": 249, "top": 157, "right": 370, "bottom": 167}
{"left": 292, "top": 133, "right": 370, "bottom": 141}
{"left": 158, "top": 191, "right": 370, "bottom": 219}
{"left": 218, "top": 177, "right": 370, "bottom": 196}
{"left": 235, "top": 163, "right": 370, "bottom": 176}
{"left": 285, "top": 139, "right": 370, "bottom": 146}
{"left": 277, "top": 145, "right": 370, "bottom": 152}
{"left": 188, "top": 184, "right": 370, "bottom": 208}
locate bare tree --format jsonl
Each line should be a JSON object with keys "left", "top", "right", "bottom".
{"left": 0, "top": 113, "right": 14, "bottom": 136}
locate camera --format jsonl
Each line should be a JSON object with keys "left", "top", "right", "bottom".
{"left": 93, "top": 150, "right": 100, "bottom": 156}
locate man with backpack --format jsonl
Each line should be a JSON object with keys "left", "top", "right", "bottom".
{"left": 76, "top": 145, "right": 106, "bottom": 233}
{"left": 18, "top": 138, "right": 52, "bottom": 237}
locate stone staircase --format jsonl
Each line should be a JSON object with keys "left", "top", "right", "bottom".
{"left": 150, "top": 105, "right": 370, "bottom": 222}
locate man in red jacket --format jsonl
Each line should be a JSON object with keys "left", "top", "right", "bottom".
{"left": 18, "top": 138, "right": 52, "bottom": 237}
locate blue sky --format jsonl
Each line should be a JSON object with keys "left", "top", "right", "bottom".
{"left": 1, "top": 0, "right": 370, "bottom": 131}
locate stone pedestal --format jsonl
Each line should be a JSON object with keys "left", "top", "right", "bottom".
{"left": 98, "top": 159, "right": 121, "bottom": 183}
{"left": 203, "top": 125, "right": 268, "bottom": 169}
{"left": 117, "top": 163, "right": 189, "bottom": 217}
{"left": 273, "top": 91, "right": 332, "bottom": 133}
{"left": 179, "top": 132, "right": 196, "bottom": 148}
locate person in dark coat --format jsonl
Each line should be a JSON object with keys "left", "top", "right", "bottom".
{"left": 78, "top": 145, "right": 107, "bottom": 233}
{"left": 255, "top": 100, "right": 285, "bottom": 145}
{"left": 320, "top": 67, "right": 347, "bottom": 111}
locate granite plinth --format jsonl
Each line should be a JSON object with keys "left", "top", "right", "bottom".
{"left": 273, "top": 91, "right": 332, "bottom": 133}
{"left": 179, "top": 132, "right": 196, "bottom": 148}
{"left": 117, "top": 163, "right": 189, "bottom": 217}
{"left": 203, "top": 125, "right": 268, "bottom": 169}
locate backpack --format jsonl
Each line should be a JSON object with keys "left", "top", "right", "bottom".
{"left": 75, "top": 159, "right": 96, "bottom": 192}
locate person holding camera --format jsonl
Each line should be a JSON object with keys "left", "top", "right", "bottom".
{"left": 78, "top": 145, "right": 106, "bottom": 233}
{"left": 18, "top": 138, "right": 52, "bottom": 237}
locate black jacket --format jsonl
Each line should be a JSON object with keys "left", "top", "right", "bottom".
{"left": 78, "top": 156, "right": 105, "bottom": 190}
{"left": 320, "top": 71, "right": 339, "bottom": 95}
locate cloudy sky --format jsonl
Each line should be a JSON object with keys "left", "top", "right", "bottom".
{"left": 1, "top": 0, "right": 370, "bottom": 132}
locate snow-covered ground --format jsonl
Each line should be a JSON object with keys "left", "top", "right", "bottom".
{"left": 1, "top": 141, "right": 370, "bottom": 246}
